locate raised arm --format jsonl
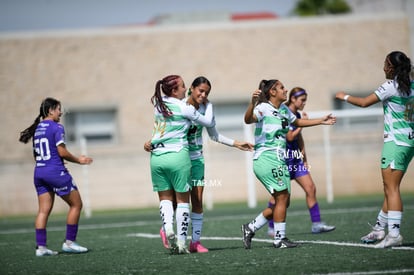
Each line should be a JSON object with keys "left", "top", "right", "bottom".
{"left": 244, "top": 89, "right": 261, "bottom": 124}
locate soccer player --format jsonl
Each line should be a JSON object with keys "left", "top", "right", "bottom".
{"left": 267, "top": 87, "right": 335, "bottom": 236}
{"left": 181, "top": 76, "right": 253, "bottom": 252}
{"left": 19, "top": 97, "right": 92, "bottom": 256}
{"left": 242, "top": 79, "right": 336, "bottom": 249}
{"left": 336, "top": 51, "right": 414, "bottom": 248}
{"left": 149, "top": 75, "right": 215, "bottom": 254}
{"left": 147, "top": 76, "right": 253, "bottom": 253}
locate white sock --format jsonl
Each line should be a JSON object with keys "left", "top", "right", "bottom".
{"left": 274, "top": 222, "right": 286, "bottom": 240}
{"left": 176, "top": 203, "right": 190, "bottom": 243}
{"left": 388, "top": 210, "right": 402, "bottom": 237}
{"left": 248, "top": 213, "right": 268, "bottom": 232}
{"left": 374, "top": 210, "right": 388, "bottom": 230}
{"left": 159, "top": 200, "right": 174, "bottom": 235}
{"left": 191, "top": 212, "right": 203, "bottom": 242}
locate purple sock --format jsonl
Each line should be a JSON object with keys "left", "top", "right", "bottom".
{"left": 66, "top": 224, "right": 78, "bottom": 242}
{"left": 268, "top": 201, "right": 275, "bottom": 229}
{"left": 36, "top": 228, "right": 47, "bottom": 247}
{"left": 309, "top": 203, "right": 321, "bottom": 223}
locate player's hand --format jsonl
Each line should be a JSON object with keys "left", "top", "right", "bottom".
{"left": 302, "top": 111, "right": 309, "bottom": 120}
{"left": 335, "top": 91, "right": 347, "bottom": 100}
{"left": 79, "top": 155, "right": 93, "bottom": 165}
{"left": 234, "top": 141, "right": 254, "bottom": 151}
{"left": 321, "top": 114, "right": 336, "bottom": 125}
{"left": 144, "top": 140, "right": 152, "bottom": 152}
{"left": 251, "top": 89, "right": 261, "bottom": 105}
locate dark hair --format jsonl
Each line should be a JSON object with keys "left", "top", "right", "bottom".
{"left": 19, "top": 97, "right": 61, "bottom": 144}
{"left": 286, "top": 87, "right": 307, "bottom": 105}
{"left": 188, "top": 76, "right": 211, "bottom": 96}
{"left": 387, "top": 51, "right": 412, "bottom": 96}
{"left": 257, "top": 79, "right": 278, "bottom": 104}
{"left": 151, "top": 75, "right": 181, "bottom": 117}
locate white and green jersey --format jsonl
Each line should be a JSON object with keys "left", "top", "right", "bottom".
{"left": 253, "top": 102, "right": 297, "bottom": 160}
{"left": 187, "top": 102, "right": 234, "bottom": 160}
{"left": 151, "top": 96, "right": 215, "bottom": 155}
{"left": 374, "top": 80, "right": 414, "bottom": 147}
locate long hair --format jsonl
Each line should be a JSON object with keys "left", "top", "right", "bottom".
{"left": 188, "top": 76, "right": 211, "bottom": 96}
{"left": 151, "top": 75, "right": 181, "bottom": 117}
{"left": 387, "top": 51, "right": 412, "bottom": 96}
{"left": 19, "top": 97, "right": 61, "bottom": 144}
{"left": 257, "top": 79, "right": 278, "bottom": 104}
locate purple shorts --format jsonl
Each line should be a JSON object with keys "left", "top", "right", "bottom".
{"left": 34, "top": 167, "right": 78, "bottom": 196}
{"left": 286, "top": 157, "right": 309, "bottom": 180}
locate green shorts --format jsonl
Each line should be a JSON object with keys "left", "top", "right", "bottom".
{"left": 381, "top": 141, "right": 414, "bottom": 172}
{"left": 253, "top": 151, "right": 291, "bottom": 194}
{"left": 150, "top": 149, "right": 191, "bottom": 193}
{"left": 190, "top": 158, "right": 205, "bottom": 187}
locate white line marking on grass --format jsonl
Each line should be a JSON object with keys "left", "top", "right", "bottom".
{"left": 128, "top": 233, "right": 414, "bottom": 250}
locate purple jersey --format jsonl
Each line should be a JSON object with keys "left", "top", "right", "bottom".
{"left": 33, "top": 120, "right": 77, "bottom": 196}
{"left": 33, "top": 120, "right": 65, "bottom": 168}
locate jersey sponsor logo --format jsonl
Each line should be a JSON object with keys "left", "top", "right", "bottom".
{"left": 54, "top": 186, "right": 68, "bottom": 193}
{"left": 151, "top": 142, "right": 165, "bottom": 149}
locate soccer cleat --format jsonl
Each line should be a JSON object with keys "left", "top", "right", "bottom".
{"left": 374, "top": 234, "right": 403, "bottom": 249}
{"left": 241, "top": 224, "right": 255, "bottom": 249}
{"left": 189, "top": 241, "right": 209, "bottom": 253}
{"left": 62, "top": 241, "right": 88, "bottom": 253}
{"left": 273, "top": 238, "right": 298, "bottom": 249}
{"left": 360, "top": 228, "right": 386, "bottom": 244}
{"left": 311, "top": 222, "right": 336, "bottom": 234}
{"left": 35, "top": 247, "right": 58, "bottom": 257}
{"left": 177, "top": 244, "right": 190, "bottom": 254}
{"left": 167, "top": 232, "right": 178, "bottom": 254}
{"left": 160, "top": 227, "right": 169, "bottom": 249}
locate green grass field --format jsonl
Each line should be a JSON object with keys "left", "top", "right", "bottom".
{"left": 1, "top": 194, "right": 414, "bottom": 275}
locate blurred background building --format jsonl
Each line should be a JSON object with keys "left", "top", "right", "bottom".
{"left": 1, "top": 0, "right": 413, "bottom": 216}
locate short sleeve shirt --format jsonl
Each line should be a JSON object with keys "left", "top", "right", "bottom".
{"left": 33, "top": 120, "right": 65, "bottom": 168}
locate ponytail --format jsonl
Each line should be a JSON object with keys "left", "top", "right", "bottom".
{"left": 19, "top": 97, "right": 61, "bottom": 144}
{"left": 388, "top": 51, "right": 412, "bottom": 96}
{"left": 151, "top": 75, "right": 181, "bottom": 117}
{"left": 19, "top": 115, "right": 41, "bottom": 144}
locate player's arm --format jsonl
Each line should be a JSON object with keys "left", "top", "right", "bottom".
{"left": 206, "top": 126, "right": 253, "bottom": 151}
{"left": 57, "top": 144, "right": 92, "bottom": 165}
{"left": 190, "top": 102, "right": 216, "bottom": 128}
{"left": 335, "top": 92, "right": 379, "bottom": 108}
{"left": 294, "top": 114, "right": 336, "bottom": 127}
{"left": 244, "top": 89, "right": 261, "bottom": 124}
{"left": 286, "top": 127, "right": 301, "bottom": 142}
